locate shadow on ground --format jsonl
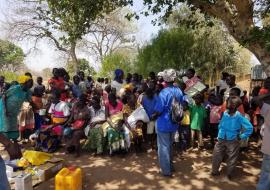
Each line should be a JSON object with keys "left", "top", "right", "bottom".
{"left": 32, "top": 141, "right": 261, "bottom": 190}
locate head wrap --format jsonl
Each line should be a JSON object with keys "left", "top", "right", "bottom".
{"left": 124, "top": 84, "right": 134, "bottom": 91}
{"left": 114, "top": 69, "right": 124, "bottom": 78}
{"left": 157, "top": 72, "right": 164, "bottom": 77}
{"left": 163, "top": 69, "right": 177, "bottom": 82}
{"left": 18, "top": 75, "right": 31, "bottom": 84}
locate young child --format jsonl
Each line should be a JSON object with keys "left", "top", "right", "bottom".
{"left": 208, "top": 94, "right": 223, "bottom": 148}
{"left": 179, "top": 101, "right": 191, "bottom": 151}
{"left": 211, "top": 96, "right": 253, "bottom": 180}
{"left": 221, "top": 87, "right": 245, "bottom": 115}
{"left": 32, "top": 87, "right": 44, "bottom": 131}
{"left": 190, "top": 94, "right": 207, "bottom": 149}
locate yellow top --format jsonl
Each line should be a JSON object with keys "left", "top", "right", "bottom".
{"left": 181, "top": 110, "right": 190, "bottom": 125}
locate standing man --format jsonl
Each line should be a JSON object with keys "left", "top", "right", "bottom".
{"left": 216, "top": 72, "right": 229, "bottom": 94}
{"left": 78, "top": 71, "right": 87, "bottom": 94}
{"left": 153, "top": 69, "right": 183, "bottom": 177}
{"left": 111, "top": 69, "right": 125, "bottom": 96}
{"left": 71, "top": 75, "right": 83, "bottom": 99}
{"left": 254, "top": 93, "right": 270, "bottom": 190}
{"left": 224, "top": 74, "right": 244, "bottom": 100}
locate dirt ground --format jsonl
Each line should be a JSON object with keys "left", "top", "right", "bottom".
{"left": 1, "top": 140, "right": 261, "bottom": 190}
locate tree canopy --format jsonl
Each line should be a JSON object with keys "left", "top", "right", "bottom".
{"left": 99, "top": 51, "right": 135, "bottom": 78}
{"left": 0, "top": 39, "right": 24, "bottom": 72}
{"left": 66, "top": 58, "right": 96, "bottom": 76}
{"left": 136, "top": 6, "right": 251, "bottom": 85}
{"left": 133, "top": 0, "right": 270, "bottom": 76}
{"left": 6, "top": 0, "right": 134, "bottom": 71}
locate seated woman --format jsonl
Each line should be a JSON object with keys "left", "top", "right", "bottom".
{"left": 35, "top": 90, "right": 70, "bottom": 152}
{"left": 122, "top": 93, "right": 138, "bottom": 150}
{"left": 104, "top": 92, "right": 125, "bottom": 155}
{"left": 83, "top": 96, "right": 106, "bottom": 155}
{"left": 64, "top": 94, "right": 90, "bottom": 157}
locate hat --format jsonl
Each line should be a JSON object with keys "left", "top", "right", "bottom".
{"left": 114, "top": 69, "right": 124, "bottom": 78}
{"left": 163, "top": 69, "right": 177, "bottom": 82}
{"left": 157, "top": 72, "right": 164, "bottom": 77}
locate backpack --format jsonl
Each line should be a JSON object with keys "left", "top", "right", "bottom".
{"left": 170, "top": 96, "right": 184, "bottom": 123}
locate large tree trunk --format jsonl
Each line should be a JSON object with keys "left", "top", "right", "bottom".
{"left": 70, "top": 43, "right": 79, "bottom": 74}
{"left": 248, "top": 43, "right": 270, "bottom": 76}
{"left": 189, "top": 0, "right": 270, "bottom": 76}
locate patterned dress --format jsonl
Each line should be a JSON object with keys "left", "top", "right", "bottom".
{"left": 83, "top": 106, "right": 106, "bottom": 154}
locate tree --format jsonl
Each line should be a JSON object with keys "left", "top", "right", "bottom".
{"left": 66, "top": 58, "right": 96, "bottom": 76}
{"left": 99, "top": 51, "right": 135, "bottom": 78}
{"left": 79, "top": 8, "right": 137, "bottom": 63}
{"left": 136, "top": 6, "right": 250, "bottom": 85}
{"left": 42, "top": 68, "right": 52, "bottom": 79}
{"left": 136, "top": 28, "right": 195, "bottom": 76}
{"left": 5, "top": 0, "right": 132, "bottom": 72}
{"left": 137, "top": 0, "right": 270, "bottom": 76}
{"left": 0, "top": 39, "right": 24, "bottom": 72}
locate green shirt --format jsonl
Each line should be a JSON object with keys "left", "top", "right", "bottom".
{"left": 189, "top": 104, "right": 207, "bottom": 131}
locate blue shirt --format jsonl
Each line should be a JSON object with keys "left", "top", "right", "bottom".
{"left": 142, "top": 95, "right": 158, "bottom": 118}
{"left": 71, "top": 84, "right": 82, "bottom": 98}
{"left": 218, "top": 111, "right": 253, "bottom": 140}
{"left": 155, "top": 86, "right": 183, "bottom": 133}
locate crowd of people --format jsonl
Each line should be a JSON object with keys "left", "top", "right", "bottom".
{"left": 0, "top": 67, "right": 270, "bottom": 190}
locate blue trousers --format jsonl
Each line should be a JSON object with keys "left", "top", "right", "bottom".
{"left": 0, "top": 156, "right": 10, "bottom": 190}
{"left": 157, "top": 131, "right": 174, "bottom": 176}
{"left": 257, "top": 154, "right": 270, "bottom": 190}
{"left": 179, "top": 125, "right": 190, "bottom": 151}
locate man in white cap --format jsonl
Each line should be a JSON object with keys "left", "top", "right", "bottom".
{"left": 153, "top": 69, "right": 184, "bottom": 177}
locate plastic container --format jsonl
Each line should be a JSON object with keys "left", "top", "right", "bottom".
{"left": 55, "top": 167, "right": 82, "bottom": 190}
{"left": 15, "top": 173, "right": 33, "bottom": 190}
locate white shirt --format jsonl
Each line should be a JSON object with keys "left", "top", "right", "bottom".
{"left": 224, "top": 85, "right": 244, "bottom": 100}
{"left": 260, "top": 103, "right": 270, "bottom": 155}
{"left": 48, "top": 101, "right": 70, "bottom": 117}
{"left": 89, "top": 106, "right": 106, "bottom": 128}
{"left": 216, "top": 80, "right": 228, "bottom": 91}
{"left": 111, "top": 80, "right": 124, "bottom": 95}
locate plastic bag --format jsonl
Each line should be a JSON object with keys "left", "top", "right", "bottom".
{"left": 23, "top": 150, "right": 52, "bottom": 166}
{"left": 127, "top": 106, "right": 150, "bottom": 129}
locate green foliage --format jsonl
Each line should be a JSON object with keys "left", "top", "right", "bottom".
{"left": 136, "top": 6, "right": 250, "bottom": 85}
{"left": 136, "top": 27, "right": 195, "bottom": 76}
{"left": 0, "top": 71, "right": 18, "bottom": 82}
{"left": 67, "top": 58, "right": 96, "bottom": 76}
{"left": 99, "top": 52, "right": 134, "bottom": 78}
{"left": 43, "top": 0, "right": 132, "bottom": 44}
{"left": 0, "top": 40, "right": 24, "bottom": 72}
{"left": 248, "top": 26, "right": 270, "bottom": 51}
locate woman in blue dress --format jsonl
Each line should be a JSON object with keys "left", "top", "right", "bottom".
{"left": 0, "top": 75, "right": 33, "bottom": 140}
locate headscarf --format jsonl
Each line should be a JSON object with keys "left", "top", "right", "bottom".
{"left": 18, "top": 75, "right": 31, "bottom": 84}
{"left": 157, "top": 72, "right": 164, "bottom": 77}
{"left": 124, "top": 84, "right": 134, "bottom": 91}
{"left": 114, "top": 69, "right": 124, "bottom": 79}
{"left": 163, "top": 69, "right": 177, "bottom": 82}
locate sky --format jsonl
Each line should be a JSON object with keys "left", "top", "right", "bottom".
{"left": 0, "top": 0, "right": 161, "bottom": 72}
